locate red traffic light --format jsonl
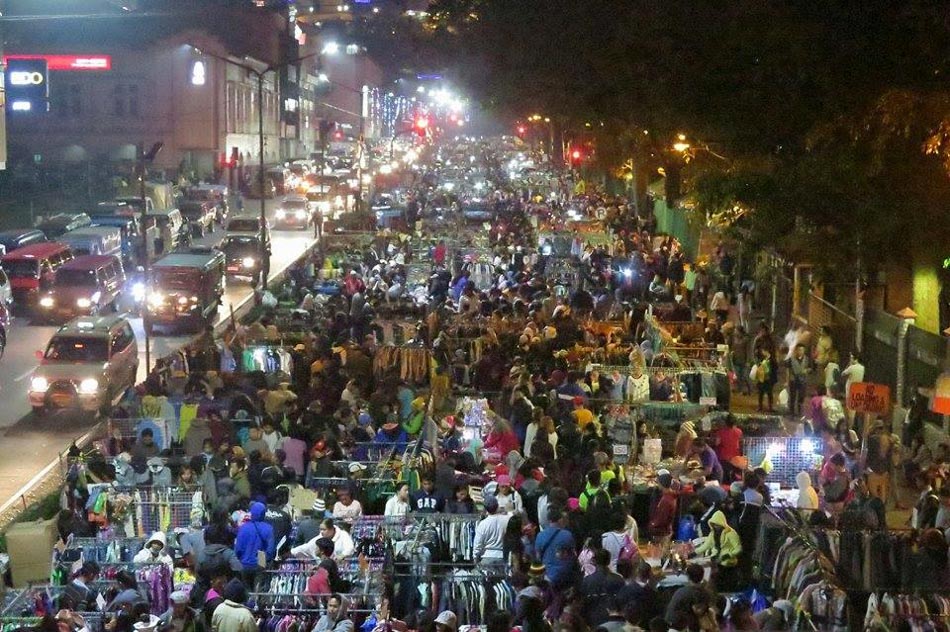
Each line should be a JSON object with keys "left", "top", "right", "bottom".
{"left": 571, "top": 149, "right": 582, "bottom": 161}
{"left": 517, "top": 125, "right": 527, "bottom": 136}
{"left": 414, "top": 117, "right": 429, "bottom": 130}
{"left": 333, "top": 130, "right": 344, "bottom": 140}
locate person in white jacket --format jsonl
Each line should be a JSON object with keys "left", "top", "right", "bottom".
{"left": 133, "top": 531, "right": 174, "bottom": 570}
{"left": 291, "top": 517, "right": 355, "bottom": 560}
{"left": 473, "top": 496, "right": 510, "bottom": 565}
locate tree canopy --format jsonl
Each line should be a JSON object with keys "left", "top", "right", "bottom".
{"left": 425, "top": 0, "right": 950, "bottom": 278}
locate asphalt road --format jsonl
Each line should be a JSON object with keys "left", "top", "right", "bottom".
{"left": 0, "top": 196, "right": 318, "bottom": 508}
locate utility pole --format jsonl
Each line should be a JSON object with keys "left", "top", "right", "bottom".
{"left": 138, "top": 141, "right": 163, "bottom": 375}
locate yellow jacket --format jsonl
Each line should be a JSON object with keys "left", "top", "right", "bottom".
{"left": 695, "top": 510, "right": 741, "bottom": 567}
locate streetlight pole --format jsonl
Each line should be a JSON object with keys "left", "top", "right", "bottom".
{"left": 190, "top": 47, "right": 321, "bottom": 290}
{"left": 138, "top": 141, "right": 163, "bottom": 376}
{"left": 316, "top": 77, "right": 368, "bottom": 215}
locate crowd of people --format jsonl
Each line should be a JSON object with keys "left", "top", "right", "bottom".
{"left": 21, "top": 150, "right": 950, "bottom": 632}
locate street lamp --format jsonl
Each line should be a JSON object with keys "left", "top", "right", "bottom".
{"left": 192, "top": 46, "right": 322, "bottom": 290}
{"left": 317, "top": 74, "right": 370, "bottom": 215}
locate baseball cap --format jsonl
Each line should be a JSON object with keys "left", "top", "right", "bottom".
{"left": 434, "top": 611, "right": 457, "bottom": 631}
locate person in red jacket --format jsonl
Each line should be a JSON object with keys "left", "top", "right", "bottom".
{"left": 648, "top": 469, "right": 678, "bottom": 544}
{"left": 484, "top": 417, "right": 520, "bottom": 462}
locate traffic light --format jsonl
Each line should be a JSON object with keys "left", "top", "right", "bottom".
{"left": 516, "top": 124, "right": 527, "bottom": 139}
{"left": 570, "top": 148, "right": 584, "bottom": 166}
{"left": 413, "top": 116, "right": 429, "bottom": 137}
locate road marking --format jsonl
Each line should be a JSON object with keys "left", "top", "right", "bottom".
{"left": 14, "top": 367, "right": 36, "bottom": 382}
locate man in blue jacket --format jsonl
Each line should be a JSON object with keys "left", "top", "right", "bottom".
{"left": 234, "top": 501, "right": 276, "bottom": 587}
{"left": 533, "top": 507, "right": 577, "bottom": 589}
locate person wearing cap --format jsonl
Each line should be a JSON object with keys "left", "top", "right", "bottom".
{"left": 494, "top": 475, "right": 524, "bottom": 516}
{"left": 753, "top": 599, "right": 793, "bottom": 631}
{"left": 297, "top": 497, "right": 328, "bottom": 544}
{"left": 211, "top": 578, "right": 256, "bottom": 632}
{"left": 332, "top": 486, "right": 364, "bottom": 524}
{"left": 159, "top": 590, "right": 197, "bottom": 632}
{"left": 433, "top": 610, "right": 457, "bottom": 632}
{"left": 133, "top": 532, "right": 173, "bottom": 569}
{"left": 312, "top": 594, "right": 353, "bottom": 632}
{"left": 473, "top": 495, "right": 511, "bottom": 566}
{"left": 385, "top": 482, "right": 411, "bottom": 517}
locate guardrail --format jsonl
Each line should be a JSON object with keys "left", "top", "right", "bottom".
{"left": 0, "top": 239, "right": 318, "bottom": 534}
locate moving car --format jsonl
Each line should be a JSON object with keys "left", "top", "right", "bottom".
{"left": 219, "top": 234, "right": 266, "bottom": 285}
{"left": 146, "top": 208, "right": 185, "bottom": 254}
{"left": 225, "top": 214, "right": 271, "bottom": 246}
{"left": 146, "top": 251, "right": 226, "bottom": 334}
{"left": 183, "top": 184, "right": 229, "bottom": 224}
{"left": 273, "top": 195, "right": 312, "bottom": 230}
{"left": 37, "top": 255, "right": 125, "bottom": 321}
{"left": 29, "top": 314, "right": 138, "bottom": 417}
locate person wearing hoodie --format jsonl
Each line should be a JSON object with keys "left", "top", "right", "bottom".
{"left": 211, "top": 578, "right": 256, "bottom": 632}
{"left": 796, "top": 471, "right": 819, "bottom": 517}
{"left": 693, "top": 510, "right": 741, "bottom": 591}
{"left": 191, "top": 527, "right": 243, "bottom": 607}
{"left": 212, "top": 477, "right": 241, "bottom": 516}
{"left": 233, "top": 501, "right": 275, "bottom": 585}
{"left": 113, "top": 455, "right": 136, "bottom": 487}
{"left": 312, "top": 594, "right": 354, "bottom": 632}
{"left": 133, "top": 532, "right": 173, "bottom": 570}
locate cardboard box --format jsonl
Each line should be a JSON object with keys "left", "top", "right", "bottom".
{"left": 6, "top": 517, "right": 57, "bottom": 587}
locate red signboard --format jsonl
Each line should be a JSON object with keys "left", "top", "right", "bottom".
{"left": 847, "top": 382, "right": 891, "bottom": 415}
{"left": 4, "top": 55, "right": 111, "bottom": 71}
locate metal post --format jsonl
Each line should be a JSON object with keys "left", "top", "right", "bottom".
{"left": 139, "top": 144, "right": 151, "bottom": 375}
{"left": 356, "top": 111, "right": 365, "bottom": 215}
{"left": 896, "top": 316, "right": 912, "bottom": 408}
{"left": 257, "top": 72, "right": 268, "bottom": 290}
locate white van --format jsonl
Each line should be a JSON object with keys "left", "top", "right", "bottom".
{"left": 58, "top": 226, "right": 124, "bottom": 257}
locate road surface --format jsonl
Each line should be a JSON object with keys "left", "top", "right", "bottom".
{"left": 0, "top": 197, "right": 317, "bottom": 509}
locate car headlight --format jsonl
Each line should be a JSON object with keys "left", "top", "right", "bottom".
{"left": 79, "top": 378, "right": 99, "bottom": 394}
{"left": 30, "top": 376, "right": 49, "bottom": 393}
{"left": 178, "top": 296, "right": 189, "bottom": 305}
{"left": 39, "top": 296, "right": 54, "bottom": 308}
{"left": 148, "top": 293, "right": 164, "bottom": 307}
{"left": 132, "top": 282, "right": 145, "bottom": 302}
{"left": 242, "top": 257, "right": 256, "bottom": 268}
{"left": 296, "top": 210, "right": 307, "bottom": 219}
{"left": 77, "top": 297, "right": 92, "bottom": 308}
{"left": 276, "top": 209, "right": 286, "bottom": 219}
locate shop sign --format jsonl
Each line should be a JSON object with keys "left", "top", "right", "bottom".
{"left": 847, "top": 382, "right": 891, "bottom": 414}
{"left": 5, "top": 58, "right": 48, "bottom": 113}
{"left": 4, "top": 54, "right": 112, "bottom": 71}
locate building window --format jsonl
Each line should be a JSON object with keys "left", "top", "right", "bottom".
{"left": 113, "top": 85, "right": 126, "bottom": 116}
{"left": 69, "top": 85, "right": 82, "bottom": 116}
{"left": 128, "top": 85, "right": 140, "bottom": 117}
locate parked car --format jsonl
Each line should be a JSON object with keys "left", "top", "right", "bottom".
{"left": 0, "top": 229, "right": 48, "bottom": 254}
{"left": 146, "top": 208, "right": 185, "bottom": 254}
{"left": 183, "top": 184, "right": 229, "bottom": 224}
{"left": 37, "top": 254, "right": 125, "bottom": 321}
{"left": 29, "top": 314, "right": 138, "bottom": 417}
{"left": 146, "top": 251, "right": 226, "bottom": 334}
{"left": 37, "top": 213, "right": 92, "bottom": 239}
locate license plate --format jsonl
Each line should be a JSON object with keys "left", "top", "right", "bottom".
{"left": 51, "top": 393, "right": 74, "bottom": 407}
{"left": 227, "top": 265, "right": 240, "bottom": 272}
